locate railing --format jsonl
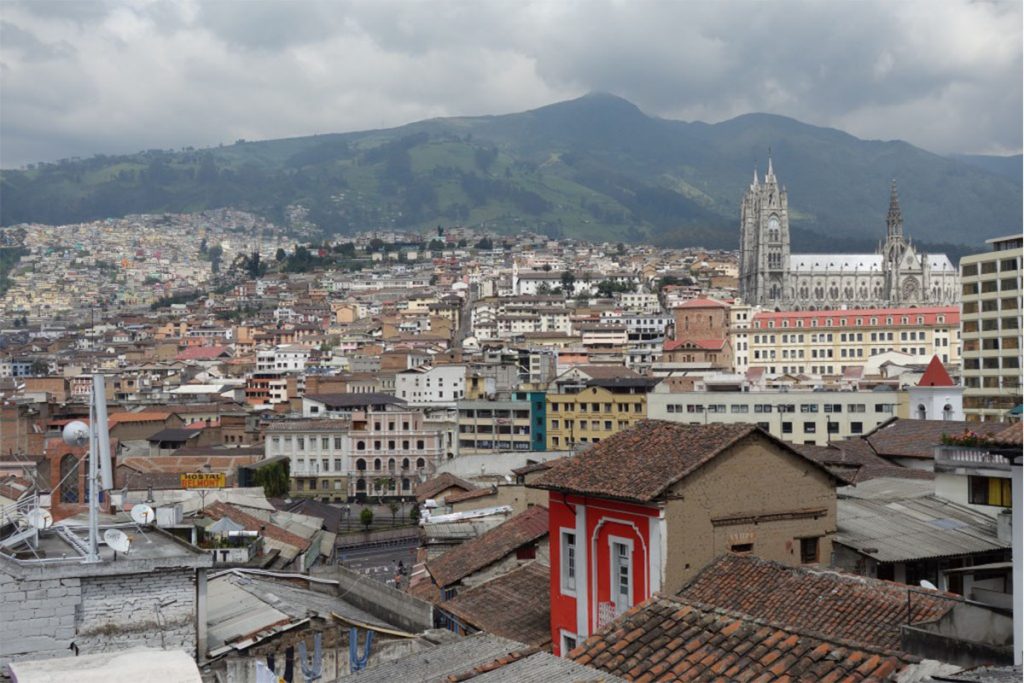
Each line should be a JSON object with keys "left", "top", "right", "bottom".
{"left": 934, "top": 446, "right": 1012, "bottom": 471}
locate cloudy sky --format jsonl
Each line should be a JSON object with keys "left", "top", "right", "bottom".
{"left": 1, "top": 0, "right": 1021, "bottom": 168}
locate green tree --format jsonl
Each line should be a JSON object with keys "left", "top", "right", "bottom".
{"left": 560, "top": 270, "right": 576, "bottom": 295}
{"left": 252, "top": 459, "right": 290, "bottom": 498}
{"left": 475, "top": 236, "right": 493, "bottom": 250}
{"left": 28, "top": 359, "right": 49, "bottom": 376}
{"left": 275, "top": 247, "right": 286, "bottom": 262}
{"left": 208, "top": 244, "right": 223, "bottom": 274}
{"left": 428, "top": 239, "right": 445, "bottom": 252}
{"left": 359, "top": 507, "right": 374, "bottom": 530}
{"left": 409, "top": 505, "right": 420, "bottom": 524}
{"left": 387, "top": 500, "right": 400, "bottom": 526}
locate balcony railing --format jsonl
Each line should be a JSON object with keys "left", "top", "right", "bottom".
{"left": 934, "top": 446, "right": 1012, "bottom": 472}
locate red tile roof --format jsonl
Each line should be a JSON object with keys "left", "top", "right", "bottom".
{"left": 991, "top": 422, "right": 1023, "bottom": 447}
{"left": 917, "top": 356, "right": 955, "bottom": 387}
{"left": 866, "top": 419, "right": 1007, "bottom": 459}
{"left": 446, "top": 486, "right": 498, "bottom": 504}
{"left": 427, "top": 506, "right": 549, "bottom": 587}
{"left": 176, "top": 345, "right": 231, "bottom": 361}
{"left": 678, "top": 554, "right": 955, "bottom": 652}
{"left": 415, "top": 472, "right": 478, "bottom": 503}
{"left": 752, "top": 306, "right": 958, "bottom": 330}
{"left": 570, "top": 594, "right": 918, "bottom": 681}
{"left": 674, "top": 297, "right": 729, "bottom": 309}
{"left": 440, "top": 562, "right": 551, "bottom": 648}
{"left": 530, "top": 421, "right": 839, "bottom": 503}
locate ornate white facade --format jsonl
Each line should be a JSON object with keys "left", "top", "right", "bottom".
{"left": 739, "top": 161, "right": 959, "bottom": 310}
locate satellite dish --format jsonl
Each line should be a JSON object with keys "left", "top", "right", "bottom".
{"left": 62, "top": 420, "right": 89, "bottom": 447}
{"left": 25, "top": 508, "right": 53, "bottom": 530}
{"left": 130, "top": 504, "right": 155, "bottom": 525}
{"left": 103, "top": 528, "right": 131, "bottom": 554}
{"left": 919, "top": 579, "right": 938, "bottom": 591}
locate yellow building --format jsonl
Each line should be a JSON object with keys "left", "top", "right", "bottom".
{"left": 546, "top": 380, "right": 655, "bottom": 450}
{"left": 745, "top": 306, "right": 960, "bottom": 376}
{"left": 960, "top": 234, "right": 1022, "bottom": 421}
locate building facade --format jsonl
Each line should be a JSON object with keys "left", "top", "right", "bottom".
{"left": 739, "top": 163, "right": 958, "bottom": 310}
{"left": 545, "top": 382, "right": 653, "bottom": 450}
{"left": 744, "top": 306, "right": 960, "bottom": 376}
{"left": 960, "top": 234, "right": 1023, "bottom": 422}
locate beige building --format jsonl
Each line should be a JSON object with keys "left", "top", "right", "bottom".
{"left": 960, "top": 234, "right": 1023, "bottom": 421}
{"left": 647, "top": 386, "right": 905, "bottom": 446}
{"left": 744, "top": 306, "right": 960, "bottom": 377}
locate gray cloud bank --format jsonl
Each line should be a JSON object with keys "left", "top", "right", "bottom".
{"left": 1, "top": 0, "right": 1020, "bottom": 168}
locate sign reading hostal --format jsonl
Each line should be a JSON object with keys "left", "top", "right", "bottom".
{"left": 180, "top": 472, "right": 227, "bottom": 489}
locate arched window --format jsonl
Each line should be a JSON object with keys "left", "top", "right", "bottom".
{"left": 402, "top": 458, "right": 410, "bottom": 470}
{"left": 374, "top": 458, "right": 382, "bottom": 471}
{"left": 402, "top": 478, "right": 411, "bottom": 491}
{"left": 60, "top": 454, "right": 79, "bottom": 504}
{"left": 356, "top": 478, "right": 366, "bottom": 491}
{"left": 356, "top": 440, "right": 366, "bottom": 451}
{"left": 917, "top": 404, "right": 927, "bottom": 420}
{"left": 416, "top": 457, "right": 425, "bottom": 470}
{"left": 388, "top": 458, "right": 396, "bottom": 473}
{"left": 356, "top": 458, "right": 366, "bottom": 471}
{"left": 943, "top": 404, "right": 953, "bottom": 421}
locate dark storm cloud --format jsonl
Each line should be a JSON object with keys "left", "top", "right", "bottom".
{"left": 0, "top": 0, "right": 1020, "bottom": 168}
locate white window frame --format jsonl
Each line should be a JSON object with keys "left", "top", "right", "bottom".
{"left": 559, "top": 629, "right": 579, "bottom": 656}
{"left": 560, "top": 529, "right": 577, "bottom": 596}
{"left": 608, "top": 535, "right": 634, "bottom": 616}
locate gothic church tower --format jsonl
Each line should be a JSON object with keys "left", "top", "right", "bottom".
{"left": 739, "top": 157, "right": 791, "bottom": 307}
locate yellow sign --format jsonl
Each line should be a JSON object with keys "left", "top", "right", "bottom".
{"left": 180, "top": 472, "right": 226, "bottom": 489}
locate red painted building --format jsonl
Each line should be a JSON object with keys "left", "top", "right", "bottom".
{"left": 530, "top": 420, "right": 840, "bottom": 656}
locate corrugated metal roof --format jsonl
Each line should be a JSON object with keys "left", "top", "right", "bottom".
{"left": 835, "top": 495, "right": 1009, "bottom": 563}
{"left": 343, "top": 633, "right": 524, "bottom": 682}
{"left": 206, "top": 576, "right": 295, "bottom": 654}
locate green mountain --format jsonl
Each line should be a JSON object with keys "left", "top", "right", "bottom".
{"left": 2, "top": 93, "right": 1020, "bottom": 252}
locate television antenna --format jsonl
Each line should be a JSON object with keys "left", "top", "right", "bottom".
{"left": 62, "top": 375, "right": 115, "bottom": 563}
{"left": 102, "top": 528, "right": 131, "bottom": 555}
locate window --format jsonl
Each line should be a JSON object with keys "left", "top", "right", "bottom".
{"left": 969, "top": 476, "right": 1011, "bottom": 507}
{"left": 803, "top": 422, "right": 816, "bottom": 434}
{"left": 560, "top": 531, "right": 577, "bottom": 594}
{"left": 730, "top": 542, "right": 753, "bottom": 553}
{"left": 850, "top": 421, "right": 863, "bottom": 434}
{"left": 610, "top": 539, "right": 633, "bottom": 616}
{"left": 561, "top": 632, "right": 578, "bottom": 655}
{"left": 782, "top": 421, "right": 793, "bottom": 434}
{"left": 296, "top": 437, "right": 305, "bottom": 450}
{"left": 800, "top": 537, "right": 819, "bottom": 563}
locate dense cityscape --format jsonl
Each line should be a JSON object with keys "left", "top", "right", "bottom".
{"left": 0, "top": 0, "right": 1021, "bottom": 681}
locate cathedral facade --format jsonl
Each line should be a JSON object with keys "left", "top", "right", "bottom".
{"left": 738, "top": 160, "right": 959, "bottom": 310}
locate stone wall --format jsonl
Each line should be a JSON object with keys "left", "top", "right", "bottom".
{"left": 1, "top": 566, "right": 197, "bottom": 673}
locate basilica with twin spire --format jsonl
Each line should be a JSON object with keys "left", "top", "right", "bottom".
{"left": 738, "top": 159, "right": 959, "bottom": 311}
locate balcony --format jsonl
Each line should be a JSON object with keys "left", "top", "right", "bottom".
{"left": 934, "top": 446, "right": 1013, "bottom": 474}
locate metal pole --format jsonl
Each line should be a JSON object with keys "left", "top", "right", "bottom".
{"left": 86, "top": 389, "right": 100, "bottom": 563}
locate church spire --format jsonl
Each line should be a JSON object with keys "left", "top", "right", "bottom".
{"left": 766, "top": 147, "right": 774, "bottom": 179}
{"left": 886, "top": 178, "right": 903, "bottom": 238}
{"left": 752, "top": 166, "right": 759, "bottom": 187}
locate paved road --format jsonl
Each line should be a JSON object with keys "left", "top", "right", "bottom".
{"left": 338, "top": 538, "right": 419, "bottom": 586}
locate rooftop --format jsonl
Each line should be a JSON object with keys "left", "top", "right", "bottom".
{"left": 678, "top": 554, "right": 955, "bottom": 651}
{"left": 426, "top": 505, "right": 549, "bottom": 587}
{"left": 530, "top": 421, "right": 836, "bottom": 503}
{"left": 570, "top": 594, "right": 920, "bottom": 682}
{"left": 440, "top": 562, "right": 551, "bottom": 647}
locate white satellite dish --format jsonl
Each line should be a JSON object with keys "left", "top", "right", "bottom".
{"left": 103, "top": 528, "right": 131, "bottom": 554}
{"left": 25, "top": 508, "right": 53, "bottom": 530}
{"left": 919, "top": 579, "right": 938, "bottom": 591}
{"left": 130, "top": 504, "right": 155, "bottom": 525}
{"left": 62, "top": 420, "right": 89, "bottom": 447}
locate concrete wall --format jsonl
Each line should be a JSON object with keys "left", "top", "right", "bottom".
{"left": 663, "top": 434, "right": 837, "bottom": 592}
{"left": 902, "top": 602, "right": 1014, "bottom": 668}
{"left": 450, "top": 484, "right": 549, "bottom": 515}
{"left": 0, "top": 566, "right": 197, "bottom": 673}
{"left": 310, "top": 564, "right": 433, "bottom": 634}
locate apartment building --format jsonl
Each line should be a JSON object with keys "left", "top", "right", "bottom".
{"left": 960, "top": 234, "right": 1023, "bottom": 421}
{"left": 456, "top": 392, "right": 546, "bottom": 454}
{"left": 745, "top": 306, "right": 960, "bottom": 376}
{"left": 395, "top": 365, "right": 467, "bottom": 407}
{"left": 546, "top": 375, "right": 656, "bottom": 450}
{"left": 647, "top": 387, "right": 903, "bottom": 446}
{"left": 265, "top": 409, "right": 445, "bottom": 501}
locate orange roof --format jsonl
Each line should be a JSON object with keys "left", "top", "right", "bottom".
{"left": 108, "top": 411, "right": 170, "bottom": 424}
{"left": 674, "top": 297, "right": 729, "bottom": 309}
{"left": 917, "top": 355, "right": 955, "bottom": 387}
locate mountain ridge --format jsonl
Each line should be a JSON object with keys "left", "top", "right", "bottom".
{"left": 1, "top": 94, "right": 1019, "bottom": 252}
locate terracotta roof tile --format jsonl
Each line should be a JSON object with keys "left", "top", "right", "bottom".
{"left": 866, "top": 419, "right": 1007, "bottom": 459}
{"left": 570, "top": 595, "right": 918, "bottom": 682}
{"left": 678, "top": 554, "right": 954, "bottom": 652}
{"left": 426, "top": 506, "right": 548, "bottom": 587}
{"left": 991, "top": 422, "right": 1023, "bottom": 447}
{"left": 439, "top": 563, "right": 551, "bottom": 648}
{"left": 530, "top": 421, "right": 839, "bottom": 503}
{"left": 917, "top": 356, "right": 955, "bottom": 387}
{"left": 203, "top": 500, "right": 309, "bottom": 550}
{"left": 415, "top": 472, "right": 478, "bottom": 502}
